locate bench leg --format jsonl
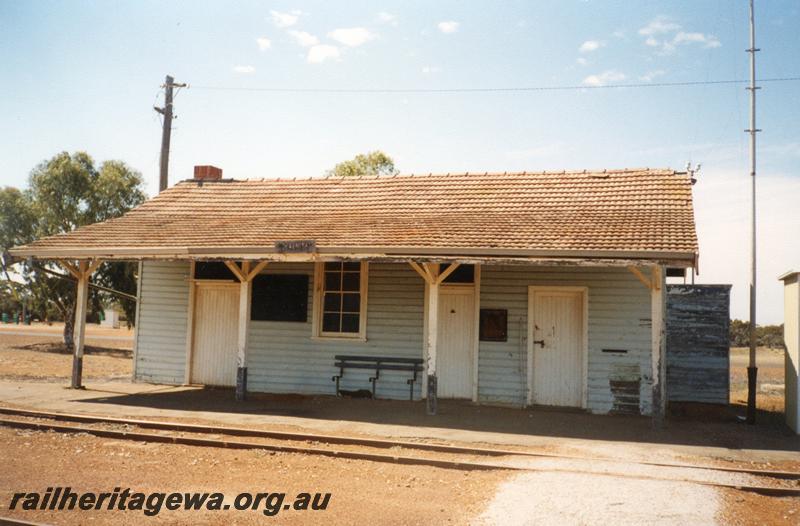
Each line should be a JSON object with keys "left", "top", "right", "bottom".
{"left": 332, "top": 375, "right": 341, "bottom": 396}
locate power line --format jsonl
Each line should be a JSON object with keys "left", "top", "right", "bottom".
{"left": 188, "top": 76, "right": 800, "bottom": 94}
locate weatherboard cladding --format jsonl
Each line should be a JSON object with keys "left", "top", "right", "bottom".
{"left": 246, "top": 262, "right": 425, "bottom": 399}
{"left": 134, "top": 261, "right": 654, "bottom": 413}
{"left": 134, "top": 260, "right": 190, "bottom": 384}
{"left": 478, "top": 266, "right": 652, "bottom": 414}
{"left": 666, "top": 285, "right": 731, "bottom": 405}
{"left": 16, "top": 169, "right": 698, "bottom": 257}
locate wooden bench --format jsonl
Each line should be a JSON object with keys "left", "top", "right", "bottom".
{"left": 332, "top": 355, "right": 423, "bottom": 400}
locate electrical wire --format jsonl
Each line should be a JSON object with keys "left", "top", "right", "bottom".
{"left": 187, "top": 76, "right": 800, "bottom": 94}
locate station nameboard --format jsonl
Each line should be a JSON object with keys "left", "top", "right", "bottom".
{"left": 275, "top": 240, "right": 316, "bottom": 253}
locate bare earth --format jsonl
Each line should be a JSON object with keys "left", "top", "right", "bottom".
{"left": 0, "top": 329, "right": 797, "bottom": 525}
{"left": 0, "top": 426, "right": 505, "bottom": 525}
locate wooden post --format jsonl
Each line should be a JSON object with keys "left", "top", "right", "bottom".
{"left": 236, "top": 267, "right": 252, "bottom": 401}
{"left": 651, "top": 265, "right": 667, "bottom": 426}
{"left": 423, "top": 263, "right": 440, "bottom": 415}
{"left": 226, "top": 261, "right": 267, "bottom": 401}
{"left": 71, "top": 261, "right": 89, "bottom": 389}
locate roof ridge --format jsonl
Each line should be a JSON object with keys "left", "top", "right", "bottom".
{"left": 175, "top": 167, "right": 677, "bottom": 185}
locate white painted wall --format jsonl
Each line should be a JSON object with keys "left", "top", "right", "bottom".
{"left": 479, "top": 266, "right": 652, "bottom": 414}
{"left": 134, "top": 261, "right": 654, "bottom": 413}
{"left": 781, "top": 273, "right": 800, "bottom": 434}
{"left": 134, "top": 261, "right": 191, "bottom": 384}
{"left": 246, "top": 262, "right": 425, "bottom": 400}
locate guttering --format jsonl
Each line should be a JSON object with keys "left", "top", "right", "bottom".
{"left": 9, "top": 244, "right": 697, "bottom": 267}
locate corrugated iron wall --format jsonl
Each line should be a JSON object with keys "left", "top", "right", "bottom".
{"left": 666, "top": 284, "right": 731, "bottom": 405}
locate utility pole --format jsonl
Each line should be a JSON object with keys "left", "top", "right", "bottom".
{"left": 746, "top": 0, "right": 761, "bottom": 425}
{"left": 154, "top": 75, "right": 187, "bottom": 193}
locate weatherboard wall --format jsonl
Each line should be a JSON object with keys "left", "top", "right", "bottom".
{"left": 665, "top": 285, "right": 731, "bottom": 405}
{"left": 246, "top": 262, "right": 425, "bottom": 399}
{"left": 478, "top": 266, "right": 653, "bottom": 414}
{"left": 133, "top": 260, "right": 191, "bottom": 384}
{"left": 134, "top": 261, "right": 656, "bottom": 413}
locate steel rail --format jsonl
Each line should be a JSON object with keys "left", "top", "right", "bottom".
{"left": 2, "top": 415, "right": 798, "bottom": 498}
{"left": 0, "top": 406, "right": 797, "bottom": 481}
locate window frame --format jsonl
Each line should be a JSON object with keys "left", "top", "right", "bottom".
{"left": 312, "top": 261, "right": 369, "bottom": 341}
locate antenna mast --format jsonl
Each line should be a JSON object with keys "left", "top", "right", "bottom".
{"left": 745, "top": 0, "right": 761, "bottom": 425}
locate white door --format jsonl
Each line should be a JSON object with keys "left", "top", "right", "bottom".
{"left": 528, "top": 288, "right": 586, "bottom": 407}
{"left": 437, "top": 287, "right": 474, "bottom": 398}
{"left": 191, "top": 282, "right": 239, "bottom": 386}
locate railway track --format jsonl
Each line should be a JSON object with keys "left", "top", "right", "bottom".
{"left": 0, "top": 406, "right": 798, "bottom": 497}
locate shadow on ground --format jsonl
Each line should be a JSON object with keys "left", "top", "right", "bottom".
{"left": 14, "top": 342, "right": 132, "bottom": 359}
{"left": 75, "top": 387, "right": 800, "bottom": 452}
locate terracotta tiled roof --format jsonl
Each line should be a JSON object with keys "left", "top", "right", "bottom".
{"left": 11, "top": 169, "right": 699, "bottom": 261}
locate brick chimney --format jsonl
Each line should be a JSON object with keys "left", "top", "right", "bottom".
{"left": 194, "top": 165, "right": 223, "bottom": 181}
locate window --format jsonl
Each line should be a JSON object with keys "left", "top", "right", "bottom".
{"left": 479, "top": 309, "right": 508, "bottom": 342}
{"left": 251, "top": 274, "right": 308, "bottom": 322}
{"left": 194, "top": 261, "right": 237, "bottom": 280}
{"left": 314, "top": 261, "right": 368, "bottom": 339}
{"left": 438, "top": 263, "right": 474, "bottom": 283}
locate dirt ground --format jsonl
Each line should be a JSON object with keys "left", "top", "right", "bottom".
{"left": 730, "top": 346, "right": 785, "bottom": 413}
{"left": 0, "top": 426, "right": 506, "bottom": 525}
{"left": 0, "top": 333, "right": 132, "bottom": 382}
{"left": 0, "top": 332, "right": 797, "bottom": 525}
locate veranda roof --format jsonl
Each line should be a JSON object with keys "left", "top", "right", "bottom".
{"left": 10, "top": 168, "right": 699, "bottom": 267}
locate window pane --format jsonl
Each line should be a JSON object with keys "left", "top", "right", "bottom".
{"left": 342, "top": 262, "right": 360, "bottom": 271}
{"left": 322, "top": 313, "right": 341, "bottom": 332}
{"left": 341, "top": 272, "right": 360, "bottom": 291}
{"left": 479, "top": 309, "right": 508, "bottom": 342}
{"left": 251, "top": 274, "right": 308, "bottom": 322}
{"left": 324, "top": 262, "right": 342, "bottom": 271}
{"left": 342, "top": 293, "right": 360, "bottom": 312}
{"left": 439, "top": 264, "right": 474, "bottom": 283}
{"left": 194, "top": 262, "right": 237, "bottom": 280}
{"left": 323, "top": 293, "right": 341, "bottom": 312}
{"left": 341, "top": 313, "right": 360, "bottom": 333}
{"left": 325, "top": 271, "right": 341, "bottom": 291}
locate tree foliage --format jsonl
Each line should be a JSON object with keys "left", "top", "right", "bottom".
{"left": 729, "top": 319, "right": 785, "bottom": 349}
{"left": 0, "top": 151, "right": 146, "bottom": 347}
{"left": 327, "top": 151, "right": 399, "bottom": 177}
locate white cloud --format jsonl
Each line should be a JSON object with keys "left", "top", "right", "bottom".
{"left": 377, "top": 12, "right": 397, "bottom": 25}
{"left": 288, "top": 30, "right": 319, "bottom": 47}
{"left": 612, "top": 30, "right": 625, "bottom": 39}
{"left": 307, "top": 44, "right": 340, "bottom": 64}
{"left": 638, "top": 16, "right": 680, "bottom": 36}
{"left": 256, "top": 37, "right": 271, "bottom": 51}
{"left": 422, "top": 65, "right": 440, "bottom": 74}
{"left": 673, "top": 31, "right": 721, "bottom": 48}
{"left": 582, "top": 70, "right": 626, "bottom": 87}
{"left": 638, "top": 16, "right": 721, "bottom": 54}
{"left": 437, "top": 21, "right": 459, "bottom": 34}
{"left": 233, "top": 65, "right": 255, "bottom": 74}
{"left": 270, "top": 10, "right": 300, "bottom": 28}
{"left": 576, "top": 57, "right": 588, "bottom": 66}
{"left": 328, "top": 27, "right": 376, "bottom": 47}
{"left": 639, "top": 69, "right": 666, "bottom": 82}
{"left": 579, "top": 40, "right": 605, "bottom": 53}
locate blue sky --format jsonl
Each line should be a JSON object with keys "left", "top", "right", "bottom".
{"left": 0, "top": 0, "right": 798, "bottom": 322}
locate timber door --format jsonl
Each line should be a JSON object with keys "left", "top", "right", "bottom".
{"left": 437, "top": 287, "right": 474, "bottom": 398}
{"left": 191, "top": 282, "right": 239, "bottom": 386}
{"left": 528, "top": 287, "right": 587, "bottom": 408}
